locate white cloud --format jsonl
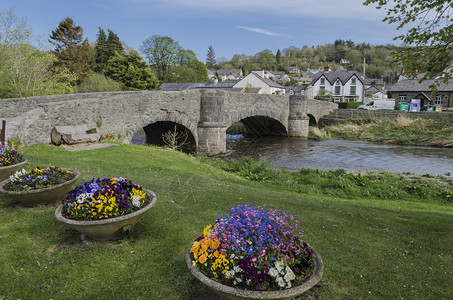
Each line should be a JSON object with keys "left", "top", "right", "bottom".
{"left": 124, "top": 0, "right": 386, "bottom": 21}
{"left": 236, "top": 26, "right": 291, "bottom": 38}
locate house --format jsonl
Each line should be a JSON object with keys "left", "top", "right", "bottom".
{"left": 269, "top": 71, "right": 290, "bottom": 83}
{"left": 160, "top": 81, "right": 241, "bottom": 92}
{"left": 284, "top": 86, "right": 306, "bottom": 96}
{"left": 388, "top": 79, "right": 453, "bottom": 109}
{"left": 288, "top": 66, "right": 301, "bottom": 74}
{"left": 233, "top": 70, "right": 286, "bottom": 95}
{"left": 310, "top": 65, "right": 364, "bottom": 102}
{"left": 216, "top": 69, "right": 243, "bottom": 81}
{"left": 364, "top": 86, "right": 386, "bottom": 99}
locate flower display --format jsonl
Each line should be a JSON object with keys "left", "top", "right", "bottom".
{"left": 190, "top": 204, "right": 313, "bottom": 291}
{"left": 61, "top": 177, "right": 148, "bottom": 220}
{"left": 0, "top": 145, "right": 24, "bottom": 167}
{"left": 4, "top": 166, "right": 74, "bottom": 191}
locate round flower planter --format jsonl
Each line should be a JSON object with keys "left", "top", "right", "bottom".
{"left": 0, "top": 168, "right": 80, "bottom": 206}
{"left": 55, "top": 189, "right": 157, "bottom": 240}
{"left": 186, "top": 243, "right": 324, "bottom": 300}
{"left": 0, "top": 159, "right": 28, "bottom": 183}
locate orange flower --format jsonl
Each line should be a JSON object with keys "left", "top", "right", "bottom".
{"left": 190, "top": 242, "right": 200, "bottom": 253}
{"left": 199, "top": 254, "right": 207, "bottom": 264}
{"left": 213, "top": 250, "right": 220, "bottom": 258}
{"left": 199, "top": 243, "right": 208, "bottom": 255}
{"left": 205, "top": 239, "right": 212, "bottom": 248}
{"left": 212, "top": 240, "right": 220, "bottom": 249}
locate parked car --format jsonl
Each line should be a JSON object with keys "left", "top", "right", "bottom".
{"left": 357, "top": 99, "right": 395, "bottom": 110}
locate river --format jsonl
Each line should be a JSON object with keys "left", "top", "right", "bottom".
{"left": 131, "top": 132, "right": 453, "bottom": 176}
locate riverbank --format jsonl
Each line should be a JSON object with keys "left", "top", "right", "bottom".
{"left": 316, "top": 112, "right": 453, "bottom": 147}
{"left": 0, "top": 144, "right": 452, "bottom": 299}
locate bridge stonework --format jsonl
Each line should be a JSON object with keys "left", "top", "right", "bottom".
{"left": 0, "top": 90, "right": 337, "bottom": 155}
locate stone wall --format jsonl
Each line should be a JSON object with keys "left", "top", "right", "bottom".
{"left": 1, "top": 90, "right": 336, "bottom": 154}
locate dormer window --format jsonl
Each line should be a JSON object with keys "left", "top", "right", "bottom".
{"left": 335, "top": 80, "right": 341, "bottom": 95}
{"left": 320, "top": 77, "right": 325, "bottom": 85}
{"left": 351, "top": 77, "right": 356, "bottom": 85}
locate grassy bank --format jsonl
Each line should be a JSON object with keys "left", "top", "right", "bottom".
{"left": 314, "top": 115, "right": 453, "bottom": 147}
{"left": 0, "top": 144, "right": 452, "bottom": 299}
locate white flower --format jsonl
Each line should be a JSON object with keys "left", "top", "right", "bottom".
{"left": 285, "top": 266, "right": 296, "bottom": 281}
{"left": 76, "top": 192, "right": 94, "bottom": 204}
{"left": 9, "top": 169, "right": 26, "bottom": 182}
{"left": 233, "top": 266, "right": 241, "bottom": 273}
{"left": 132, "top": 196, "right": 141, "bottom": 207}
{"left": 268, "top": 267, "right": 278, "bottom": 277}
{"left": 276, "top": 277, "right": 286, "bottom": 288}
{"left": 275, "top": 260, "right": 284, "bottom": 272}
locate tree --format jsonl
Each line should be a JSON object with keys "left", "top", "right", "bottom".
{"left": 94, "top": 27, "right": 108, "bottom": 72}
{"left": 103, "top": 50, "right": 159, "bottom": 91}
{"left": 364, "top": 0, "right": 453, "bottom": 83}
{"left": 48, "top": 17, "right": 91, "bottom": 82}
{"left": 276, "top": 49, "right": 282, "bottom": 64}
{"left": 0, "top": 8, "right": 31, "bottom": 65}
{"left": 141, "top": 35, "right": 182, "bottom": 81}
{"left": 206, "top": 45, "right": 216, "bottom": 69}
{"left": 314, "top": 89, "right": 333, "bottom": 101}
{"left": 75, "top": 72, "right": 123, "bottom": 93}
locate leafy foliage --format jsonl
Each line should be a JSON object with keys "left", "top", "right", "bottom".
{"left": 363, "top": 0, "right": 453, "bottom": 83}
{"left": 75, "top": 72, "right": 123, "bottom": 93}
{"left": 206, "top": 45, "right": 216, "bottom": 69}
{"left": 103, "top": 50, "right": 159, "bottom": 91}
{"left": 48, "top": 17, "right": 92, "bottom": 82}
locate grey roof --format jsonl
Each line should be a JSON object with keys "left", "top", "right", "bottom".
{"left": 251, "top": 73, "right": 284, "bottom": 88}
{"left": 365, "top": 86, "right": 384, "bottom": 94}
{"left": 284, "top": 86, "right": 306, "bottom": 92}
{"left": 364, "top": 78, "right": 384, "bottom": 86}
{"left": 270, "top": 71, "right": 285, "bottom": 76}
{"left": 216, "top": 69, "right": 242, "bottom": 76}
{"left": 389, "top": 79, "right": 453, "bottom": 92}
{"left": 311, "top": 67, "right": 364, "bottom": 85}
{"left": 160, "top": 81, "right": 236, "bottom": 91}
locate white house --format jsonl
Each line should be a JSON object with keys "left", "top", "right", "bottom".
{"left": 233, "top": 70, "right": 286, "bottom": 95}
{"left": 310, "top": 65, "right": 364, "bottom": 102}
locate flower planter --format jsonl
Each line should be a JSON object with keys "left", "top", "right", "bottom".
{"left": 55, "top": 189, "right": 157, "bottom": 240}
{"left": 0, "top": 159, "right": 28, "bottom": 182}
{"left": 0, "top": 168, "right": 80, "bottom": 206}
{"left": 186, "top": 243, "right": 324, "bottom": 300}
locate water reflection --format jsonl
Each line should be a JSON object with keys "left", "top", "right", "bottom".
{"left": 225, "top": 135, "right": 453, "bottom": 176}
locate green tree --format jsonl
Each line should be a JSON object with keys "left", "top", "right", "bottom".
{"left": 276, "top": 49, "right": 282, "bottom": 64}
{"left": 75, "top": 72, "right": 123, "bottom": 93}
{"left": 106, "top": 29, "right": 123, "bottom": 57}
{"left": 94, "top": 27, "right": 108, "bottom": 72}
{"left": 48, "top": 17, "right": 91, "bottom": 82}
{"left": 364, "top": 0, "right": 453, "bottom": 83}
{"left": 206, "top": 45, "right": 216, "bottom": 69}
{"left": 103, "top": 50, "right": 159, "bottom": 91}
{"left": 141, "top": 35, "right": 181, "bottom": 81}
{"left": 314, "top": 89, "right": 333, "bottom": 101}
{"left": 0, "top": 8, "right": 31, "bottom": 66}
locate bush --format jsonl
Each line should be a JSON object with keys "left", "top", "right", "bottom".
{"left": 75, "top": 72, "right": 123, "bottom": 93}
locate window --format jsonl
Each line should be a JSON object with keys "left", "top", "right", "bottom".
{"left": 320, "top": 78, "right": 325, "bottom": 85}
{"left": 351, "top": 77, "right": 356, "bottom": 85}
{"left": 399, "top": 95, "right": 407, "bottom": 102}
{"left": 350, "top": 86, "right": 356, "bottom": 95}
{"left": 435, "top": 95, "right": 443, "bottom": 105}
{"left": 319, "top": 86, "right": 325, "bottom": 90}
{"left": 335, "top": 80, "right": 341, "bottom": 95}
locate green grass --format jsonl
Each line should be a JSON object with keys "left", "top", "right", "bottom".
{"left": 1, "top": 144, "right": 452, "bottom": 299}
{"left": 319, "top": 115, "right": 453, "bottom": 147}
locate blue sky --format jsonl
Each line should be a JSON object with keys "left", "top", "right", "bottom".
{"left": 3, "top": 0, "right": 400, "bottom": 62}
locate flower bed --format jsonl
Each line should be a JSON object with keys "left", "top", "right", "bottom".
{"left": 60, "top": 177, "right": 150, "bottom": 220}
{"left": 0, "top": 145, "right": 24, "bottom": 167}
{"left": 189, "top": 204, "right": 315, "bottom": 292}
{"left": 4, "top": 166, "right": 75, "bottom": 191}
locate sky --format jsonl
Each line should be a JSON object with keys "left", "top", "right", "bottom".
{"left": 2, "top": 0, "right": 402, "bottom": 62}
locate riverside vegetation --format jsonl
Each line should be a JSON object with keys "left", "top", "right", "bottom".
{"left": 312, "top": 114, "right": 453, "bottom": 148}
{"left": 0, "top": 144, "right": 452, "bottom": 299}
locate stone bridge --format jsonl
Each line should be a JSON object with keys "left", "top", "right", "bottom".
{"left": 0, "top": 90, "right": 337, "bottom": 155}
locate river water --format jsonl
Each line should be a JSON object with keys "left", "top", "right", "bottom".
{"left": 224, "top": 135, "right": 453, "bottom": 176}
{"left": 131, "top": 132, "right": 453, "bottom": 176}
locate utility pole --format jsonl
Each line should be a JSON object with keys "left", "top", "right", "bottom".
{"left": 363, "top": 52, "right": 366, "bottom": 79}
{"left": 1, "top": 120, "right": 6, "bottom": 145}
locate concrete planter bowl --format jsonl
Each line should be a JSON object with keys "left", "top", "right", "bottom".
{"left": 55, "top": 189, "right": 157, "bottom": 240}
{"left": 186, "top": 243, "right": 324, "bottom": 300}
{"left": 0, "top": 159, "right": 28, "bottom": 182}
{"left": 0, "top": 168, "right": 80, "bottom": 206}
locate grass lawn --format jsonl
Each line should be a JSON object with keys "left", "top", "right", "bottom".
{"left": 0, "top": 144, "right": 452, "bottom": 299}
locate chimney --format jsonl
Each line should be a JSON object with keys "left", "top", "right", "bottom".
{"left": 347, "top": 63, "right": 354, "bottom": 71}
{"left": 324, "top": 65, "right": 329, "bottom": 72}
